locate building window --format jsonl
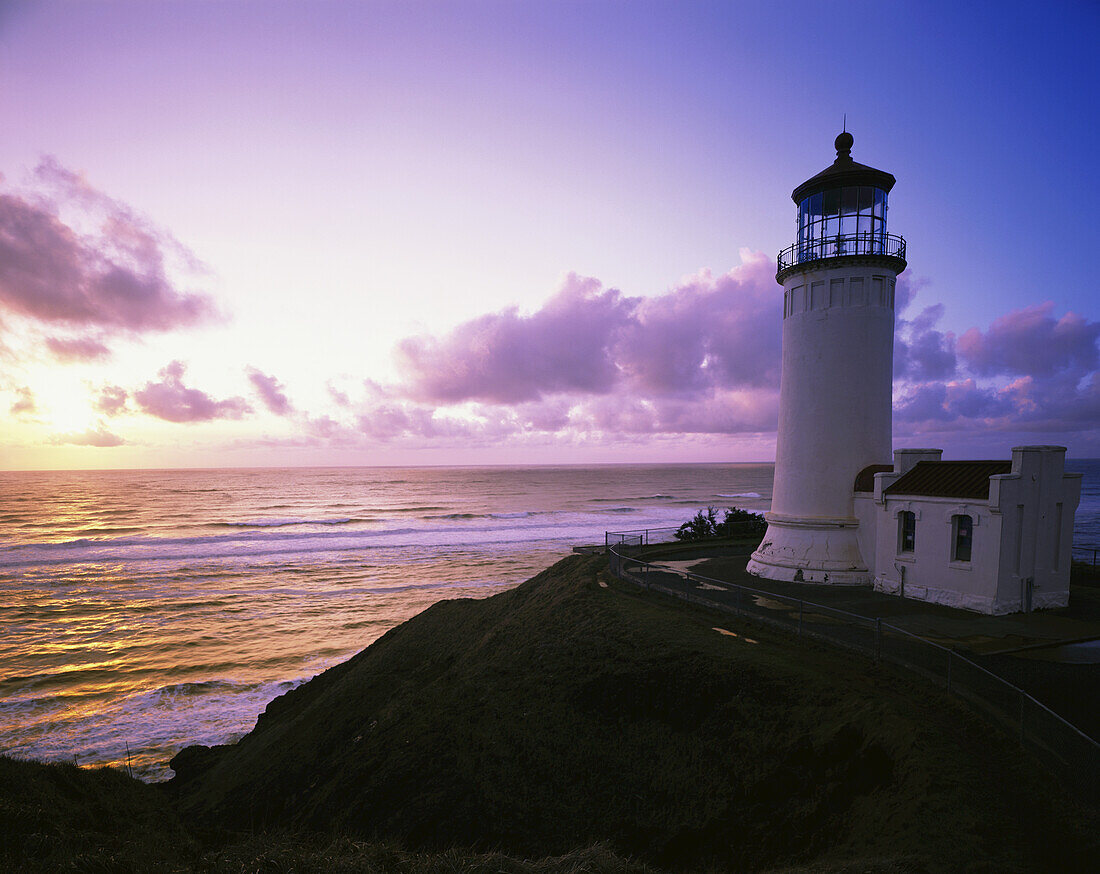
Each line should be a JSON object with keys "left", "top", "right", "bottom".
{"left": 898, "top": 511, "right": 915, "bottom": 554}
{"left": 952, "top": 515, "right": 973, "bottom": 562}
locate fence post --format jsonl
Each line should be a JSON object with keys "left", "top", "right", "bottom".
{"left": 1019, "top": 691, "right": 1026, "bottom": 746}
{"left": 946, "top": 650, "right": 952, "bottom": 692}
{"left": 798, "top": 601, "right": 803, "bottom": 638}
{"left": 874, "top": 618, "right": 881, "bottom": 663}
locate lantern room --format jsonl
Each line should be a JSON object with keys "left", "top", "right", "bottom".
{"left": 777, "top": 132, "right": 906, "bottom": 279}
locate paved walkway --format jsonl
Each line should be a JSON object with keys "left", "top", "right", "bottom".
{"left": 658, "top": 551, "right": 1100, "bottom": 654}
{"left": 629, "top": 547, "right": 1100, "bottom": 739}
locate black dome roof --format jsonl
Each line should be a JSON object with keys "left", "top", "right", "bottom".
{"left": 791, "top": 132, "right": 896, "bottom": 204}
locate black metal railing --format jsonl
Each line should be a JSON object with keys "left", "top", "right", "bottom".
{"left": 605, "top": 534, "right": 1099, "bottom": 802}
{"left": 778, "top": 232, "right": 906, "bottom": 273}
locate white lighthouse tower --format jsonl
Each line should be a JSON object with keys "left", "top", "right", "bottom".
{"left": 748, "top": 132, "right": 906, "bottom": 585}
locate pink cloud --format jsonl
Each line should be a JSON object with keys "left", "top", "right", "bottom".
{"left": 247, "top": 368, "right": 292, "bottom": 416}
{"left": 894, "top": 303, "right": 957, "bottom": 382}
{"left": 616, "top": 258, "right": 780, "bottom": 394}
{"left": 326, "top": 381, "right": 351, "bottom": 407}
{"left": 237, "top": 266, "right": 1097, "bottom": 452}
{"left": 10, "top": 385, "right": 36, "bottom": 417}
{"left": 45, "top": 335, "right": 111, "bottom": 362}
{"left": 94, "top": 384, "right": 128, "bottom": 416}
{"left": 395, "top": 273, "right": 634, "bottom": 404}
{"left": 50, "top": 425, "right": 125, "bottom": 447}
{"left": 957, "top": 302, "right": 1099, "bottom": 378}
{"left": 393, "top": 253, "right": 781, "bottom": 408}
{"left": 134, "top": 361, "right": 250, "bottom": 423}
{"left": 890, "top": 294, "right": 1099, "bottom": 440}
{"left": 0, "top": 157, "right": 216, "bottom": 356}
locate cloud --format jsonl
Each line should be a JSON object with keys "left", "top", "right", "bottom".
{"left": 294, "top": 260, "right": 1094, "bottom": 449}
{"left": 240, "top": 263, "right": 1097, "bottom": 454}
{"left": 94, "top": 384, "right": 128, "bottom": 416}
{"left": 50, "top": 425, "right": 125, "bottom": 447}
{"left": 327, "top": 381, "right": 350, "bottom": 407}
{"left": 0, "top": 157, "right": 217, "bottom": 355}
{"left": 888, "top": 290, "right": 1100, "bottom": 440}
{"left": 393, "top": 252, "right": 781, "bottom": 409}
{"left": 894, "top": 379, "right": 1014, "bottom": 425}
{"left": 134, "top": 360, "right": 250, "bottom": 423}
{"left": 957, "top": 302, "right": 1099, "bottom": 378}
{"left": 247, "top": 368, "right": 292, "bottom": 416}
{"left": 395, "top": 273, "right": 635, "bottom": 404}
{"left": 894, "top": 303, "right": 957, "bottom": 382}
{"left": 10, "top": 385, "right": 36, "bottom": 417}
{"left": 298, "top": 253, "right": 784, "bottom": 447}
{"left": 44, "top": 335, "right": 111, "bottom": 362}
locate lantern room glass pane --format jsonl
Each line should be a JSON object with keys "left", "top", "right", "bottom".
{"left": 788, "top": 185, "right": 897, "bottom": 267}
{"left": 841, "top": 187, "right": 858, "bottom": 216}
{"left": 858, "top": 186, "right": 873, "bottom": 215}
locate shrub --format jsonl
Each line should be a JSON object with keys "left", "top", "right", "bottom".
{"left": 674, "top": 507, "right": 766, "bottom": 541}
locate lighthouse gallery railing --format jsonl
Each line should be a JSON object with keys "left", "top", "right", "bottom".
{"left": 777, "top": 232, "right": 906, "bottom": 272}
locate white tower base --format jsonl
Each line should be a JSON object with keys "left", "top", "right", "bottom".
{"left": 746, "top": 513, "right": 870, "bottom": 586}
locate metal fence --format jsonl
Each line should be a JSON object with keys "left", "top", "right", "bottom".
{"left": 606, "top": 536, "right": 1100, "bottom": 802}
{"left": 1072, "top": 543, "right": 1099, "bottom": 565}
{"left": 605, "top": 523, "right": 759, "bottom": 551}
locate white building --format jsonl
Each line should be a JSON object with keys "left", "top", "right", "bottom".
{"left": 747, "top": 133, "right": 1081, "bottom": 614}
{"left": 855, "top": 446, "right": 1081, "bottom": 613}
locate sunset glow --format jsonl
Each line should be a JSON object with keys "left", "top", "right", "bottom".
{"left": 1, "top": 0, "right": 1098, "bottom": 469}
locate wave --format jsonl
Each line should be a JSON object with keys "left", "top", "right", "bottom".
{"left": 715, "top": 492, "right": 762, "bottom": 499}
{"left": 0, "top": 506, "right": 697, "bottom": 571}
{"left": 214, "top": 517, "right": 361, "bottom": 528}
{"left": 425, "top": 511, "right": 533, "bottom": 521}
{"left": 75, "top": 526, "right": 144, "bottom": 536}
{"left": 591, "top": 494, "right": 675, "bottom": 502}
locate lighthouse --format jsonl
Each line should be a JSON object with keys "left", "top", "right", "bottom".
{"left": 747, "top": 132, "right": 906, "bottom": 585}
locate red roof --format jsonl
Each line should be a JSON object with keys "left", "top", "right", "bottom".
{"left": 853, "top": 464, "right": 893, "bottom": 492}
{"left": 883, "top": 460, "right": 1013, "bottom": 500}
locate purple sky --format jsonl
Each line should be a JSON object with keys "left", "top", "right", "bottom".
{"left": 1, "top": 0, "right": 1098, "bottom": 469}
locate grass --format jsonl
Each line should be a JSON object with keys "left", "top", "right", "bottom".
{"left": 3, "top": 554, "right": 1097, "bottom": 872}
{"left": 1072, "top": 560, "right": 1100, "bottom": 588}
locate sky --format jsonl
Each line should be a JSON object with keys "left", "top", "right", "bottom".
{"left": 1, "top": 0, "right": 1098, "bottom": 470}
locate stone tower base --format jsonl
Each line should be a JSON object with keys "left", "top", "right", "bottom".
{"left": 747, "top": 513, "right": 871, "bottom": 586}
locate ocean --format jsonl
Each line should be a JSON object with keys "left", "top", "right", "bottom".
{"left": 1, "top": 461, "right": 1097, "bottom": 781}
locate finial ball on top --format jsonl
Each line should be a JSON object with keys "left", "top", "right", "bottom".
{"left": 835, "top": 131, "right": 854, "bottom": 157}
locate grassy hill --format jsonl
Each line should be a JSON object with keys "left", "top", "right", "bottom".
{"left": 3, "top": 554, "right": 1097, "bottom": 871}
